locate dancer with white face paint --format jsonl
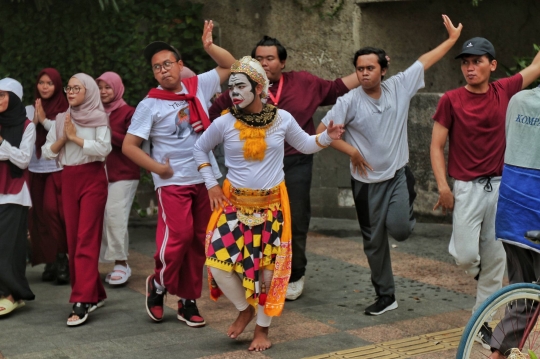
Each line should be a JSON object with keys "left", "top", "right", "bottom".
{"left": 194, "top": 56, "right": 344, "bottom": 351}
{"left": 228, "top": 73, "right": 255, "bottom": 109}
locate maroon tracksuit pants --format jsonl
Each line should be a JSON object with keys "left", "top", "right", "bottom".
{"left": 62, "top": 162, "right": 107, "bottom": 304}
{"left": 154, "top": 183, "right": 211, "bottom": 299}
{"left": 29, "top": 171, "right": 67, "bottom": 265}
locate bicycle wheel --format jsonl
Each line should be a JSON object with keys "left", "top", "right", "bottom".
{"left": 457, "top": 283, "right": 540, "bottom": 358}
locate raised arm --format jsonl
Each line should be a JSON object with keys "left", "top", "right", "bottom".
{"left": 430, "top": 121, "right": 453, "bottom": 214}
{"left": 202, "top": 20, "right": 236, "bottom": 84}
{"left": 520, "top": 49, "right": 540, "bottom": 89}
{"left": 418, "top": 15, "right": 462, "bottom": 71}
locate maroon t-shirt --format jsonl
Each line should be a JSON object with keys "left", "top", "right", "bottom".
{"left": 209, "top": 71, "right": 349, "bottom": 156}
{"left": 433, "top": 74, "right": 523, "bottom": 181}
{"left": 106, "top": 104, "right": 140, "bottom": 182}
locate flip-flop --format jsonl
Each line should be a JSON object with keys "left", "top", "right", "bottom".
{"left": 88, "top": 300, "right": 105, "bottom": 313}
{"left": 108, "top": 264, "right": 131, "bottom": 286}
{"left": 0, "top": 298, "right": 16, "bottom": 316}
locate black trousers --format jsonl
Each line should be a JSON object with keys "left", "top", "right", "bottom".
{"left": 284, "top": 154, "right": 313, "bottom": 283}
{"left": 0, "top": 203, "right": 34, "bottom": 301}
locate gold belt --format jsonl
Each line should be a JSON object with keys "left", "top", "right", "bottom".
{"left": 229, "top": 184, "right": 281, "bottom": 226}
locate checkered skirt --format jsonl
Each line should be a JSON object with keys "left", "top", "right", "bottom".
{"left": 206, "top": 205, "right": 282, "bottom": 300}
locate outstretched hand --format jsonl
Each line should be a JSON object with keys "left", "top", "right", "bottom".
{"left": 202, "top": 20, "right": 214, "bottom": 51}
{"left": 326, "top": 120, "right": 344, "bottom": 141}
{"left": 442, "top": 14, "right": 462, "bottom": 42}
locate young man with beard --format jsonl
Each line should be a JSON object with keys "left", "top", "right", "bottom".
{"left": 122, "top": 20, "right": 235, "bottom": 327}
{"left": 431, "top": 38, "right": 540, "bottom": 348}
{"left": 317, "top": 15, "right": 462, "bottom": 316}
{"left": 209, "top": 36, "right": 361, "bottom": 301}
{"left": 194, "top": 56, "right": 343, "bottom": 351}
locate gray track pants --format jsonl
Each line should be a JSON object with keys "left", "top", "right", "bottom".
{"left": 351, "top": 166, "right": 416, "bottom": 297}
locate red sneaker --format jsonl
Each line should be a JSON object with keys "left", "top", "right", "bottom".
{"left": 145, "top": 275, "right": 165, "bottom": 322}
{"left": 177, "top": 299, "right": 206, "bottom": 327}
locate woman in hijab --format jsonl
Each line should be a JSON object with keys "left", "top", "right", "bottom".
{"left": 42, "top": 73, "right": 111, "bottom": 326}
{"left": 27, "top": 68, "right": 70, "bottom": 284}
{"left": 0, "top": 78, "right": 36, "bottom": 316}
{"left": 96, "top": 72, "right": 138, "bottom": 286}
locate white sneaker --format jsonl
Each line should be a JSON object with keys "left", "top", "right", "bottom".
{"left": 286, "top": 276, "right": 305, "bottom": 300}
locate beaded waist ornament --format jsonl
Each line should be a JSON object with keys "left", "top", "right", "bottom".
{"left": 229, "top": 184, "right": 281, "bottom": 226}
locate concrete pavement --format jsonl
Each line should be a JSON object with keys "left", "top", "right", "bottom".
{"left": 0, "top": 218, "right": 479, "bottom": 359}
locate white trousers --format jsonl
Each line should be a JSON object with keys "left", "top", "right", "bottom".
{"left": 210, "top": 267, "right": 273, "bottom": 327}
{"left": 449, "top": 178, "right": 506, "bottom": 312}
{"left": 100, "top": 180, "right": 139, "bottom": 262}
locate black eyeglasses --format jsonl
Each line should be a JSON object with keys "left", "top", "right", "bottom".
{"left": 152, "top": 60, "right": 175, "bottom": 73}
{"left": 64, "top": 86, "right": 83, "bottom": 94}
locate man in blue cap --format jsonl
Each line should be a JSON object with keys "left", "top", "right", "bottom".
{"left": 430, "top": 37, "right": 540, "bottom": 349}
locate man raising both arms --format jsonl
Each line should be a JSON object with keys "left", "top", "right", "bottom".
{"left": 209, "top": 36, "right": 361, "bottom": 300}
{"left": 318, "top": 15, "right": 462, "bottom": 316}
{"left": 431, "top": 36, "right": 540, "bottom": 348}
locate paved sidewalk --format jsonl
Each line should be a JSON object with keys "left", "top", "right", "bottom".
{"left": 0, "top": 218, "right": 478, "bottom": 359}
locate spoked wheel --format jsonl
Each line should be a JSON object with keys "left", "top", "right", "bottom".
{"left": 457, "top": 283, "right": 540, "bottom": 358}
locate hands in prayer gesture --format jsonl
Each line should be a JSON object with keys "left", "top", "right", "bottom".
{"left": 34, "top": 98, "right": 47, "bottom": 124}
{"left": 64, "top": 113, "right": 77, "bottom": 141}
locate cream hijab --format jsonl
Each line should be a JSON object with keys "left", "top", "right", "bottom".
{"left": 55, "top": 73, "right": 109, "bottom": 160}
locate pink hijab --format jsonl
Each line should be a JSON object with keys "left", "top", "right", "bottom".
{"left": 96, "top": 71, "right": 127, "bottom": 114}
{"left": 55, "top": 73, "right": 109, "bottom": 160}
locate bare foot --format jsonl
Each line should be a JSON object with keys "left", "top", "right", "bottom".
{"left": 228, "top": 305, "right": 255, "bottom": 339}
{"left": 248, "top": 325, "right": 272, "bottom": 351}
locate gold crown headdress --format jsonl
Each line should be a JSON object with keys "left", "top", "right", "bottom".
{"left": 230, "top": 56, "right": 269, "bottom": 98}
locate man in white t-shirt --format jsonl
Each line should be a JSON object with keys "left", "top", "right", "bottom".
{"left": 317, "top": 15, "right": 462, "bottom": 316}
{"left": 122, "top": 21, "right": 235, "bottom": 327}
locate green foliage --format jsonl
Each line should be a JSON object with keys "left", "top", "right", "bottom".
{"left": 502, "top": 44, "right": 540, "bottom": 89}
{"left": 0, "top": 0, "right": 215, "bottom": 106}
{"left": 471, "top": 0, "right": 483, "bottom": 6}
{"left": 530, "top": 349, "right": 539, "bottom": 359}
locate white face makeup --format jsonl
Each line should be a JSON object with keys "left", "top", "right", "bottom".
{"left": 228, "top": 73, "right": 255, "bottom": 109}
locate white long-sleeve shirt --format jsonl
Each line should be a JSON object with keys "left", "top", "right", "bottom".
{"left": 0, "top": 122, "right": 36, "bottom": 206}
{"left": 193, "top": 109, "right": 332, "bottom": 190}
{"left": 42, "top": 121, "right": 112, "bottom": 166}
{"left": 25, "top": 105, "right": 62, "bottom": 173}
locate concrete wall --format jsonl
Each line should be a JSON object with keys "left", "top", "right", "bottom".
{"left": 136, "top": 0, "right": 537, "bottom": 221}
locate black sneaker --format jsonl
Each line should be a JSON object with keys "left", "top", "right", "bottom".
{"left": 474, "top": 322, "right": 492, "bottom": 350}
{"left": 145, "top": 275, "right": 166, "bottom": 322}
{"left": 365, "top": 295, "right": 398, "bottom": 315}
{"left": 177, "top": 299, "right": 206, "bottom": 327}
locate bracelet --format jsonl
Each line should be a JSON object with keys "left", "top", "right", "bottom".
{"left": 197, "top": 163, "right": 212, "bottom": 171}
{"left": 315, "top": 133, "right": 329, "bottom": 148}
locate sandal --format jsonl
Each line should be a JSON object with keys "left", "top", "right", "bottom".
{"left": 107, "top": 264, "right": 131, "bottom": 286}
{"left": 67, "top": 303, "right": 89, "bottom": 327}
{"left": 0, "top": 298, "right": 16, "bottom": 316}
{"left": 88, "top": 300, "right": 105, "bottom": 313}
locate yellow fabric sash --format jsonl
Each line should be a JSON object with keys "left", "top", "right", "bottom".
{"left": 205, "top": 179, "right": 292, "bottom": 317}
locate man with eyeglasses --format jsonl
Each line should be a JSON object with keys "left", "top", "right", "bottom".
{"left": 122, "top": 20, "right": 235, "bottom": 327}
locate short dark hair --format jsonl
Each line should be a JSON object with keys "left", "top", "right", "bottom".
{"left": 251, "top": 36, "right": 287, "bottom": 61}
{"left": 353, "top": 47, "right": 388, "bottom": 70}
